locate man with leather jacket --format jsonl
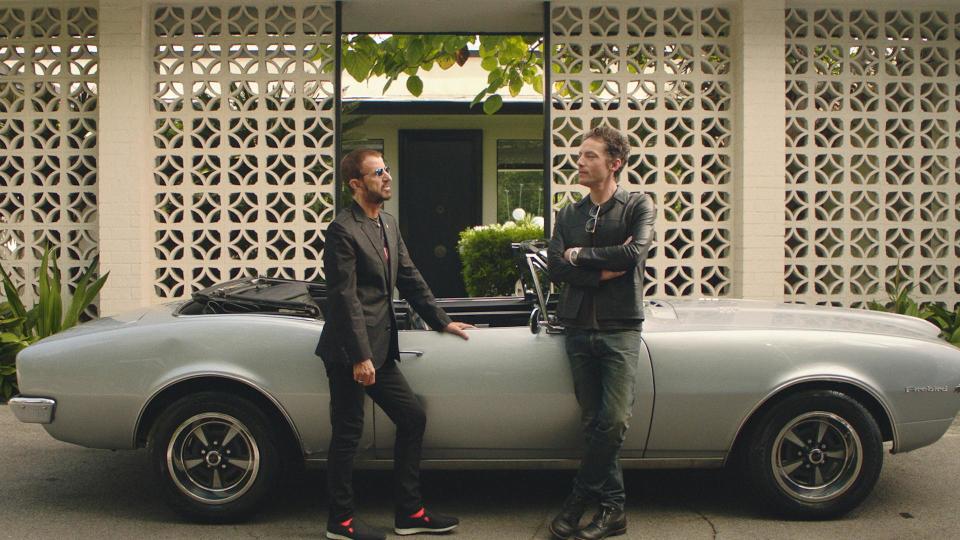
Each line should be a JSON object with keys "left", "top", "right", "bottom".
{"left": 546, "top": 126, "right": 656, "bottom": 540}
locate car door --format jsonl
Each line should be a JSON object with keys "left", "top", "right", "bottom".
{"left": 373, "top": 326, "right": 654, "bottom": 460}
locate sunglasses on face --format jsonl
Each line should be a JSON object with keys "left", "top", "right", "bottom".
{"left": 368, "top": 166, "right": 391, "bottom": 177}
{"left": 585, "top": 204, "right": 600, "bottom": 234}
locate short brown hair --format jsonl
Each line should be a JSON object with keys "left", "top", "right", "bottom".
{"left": 586, "top": 126, "right": 630, "bottom": 177}
{"left": 341, "top": 148, "right": 382, "bottom": 192}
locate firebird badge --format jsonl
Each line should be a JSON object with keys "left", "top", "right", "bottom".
{"left": 905, "top": 385, "right": 950, "bottom": 393}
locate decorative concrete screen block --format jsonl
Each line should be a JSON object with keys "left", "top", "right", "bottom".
{"left": 551, "top": 4, "right": 734, "bottom": 298}
{"left": 784, "top": 8, "right": 960, "bottom": 307}
{"left": 0, "top": 6, "right": 99, "bottom": 312}
{"left": 151, "top": 3, "right": 335, "bottom": 300}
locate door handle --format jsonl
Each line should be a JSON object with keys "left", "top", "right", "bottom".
{"left": 399, "top": 350, "right": 424, "bottom": 358}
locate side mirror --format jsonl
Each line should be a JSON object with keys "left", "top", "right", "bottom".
{"left": 512, "top": 241, "right": 563, "bottom": 335}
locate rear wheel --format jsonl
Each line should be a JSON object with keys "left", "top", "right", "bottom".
{"left": 147, "top": 392, "right": 280, "bottom": 522}
{"left": 743, "top": 390, "right": 883, "bottom": 519}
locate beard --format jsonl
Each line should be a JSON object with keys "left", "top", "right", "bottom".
{"left": 361, "top": 187, "right": 389, "bottom": 205}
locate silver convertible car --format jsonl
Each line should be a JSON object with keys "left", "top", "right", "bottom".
{"left": 10, "top": 243, "right": 960, "bottom": 522}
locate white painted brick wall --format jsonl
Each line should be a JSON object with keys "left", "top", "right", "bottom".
{"left": 96, "top": 0, "right": 150, "bottom": 314}
{"left": 733, "top": 0, "right": 787, "bottom": 301}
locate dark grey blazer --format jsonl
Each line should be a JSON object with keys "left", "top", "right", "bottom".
{"left": 547, "top": 187, "right": 656, "bottom": 322}
{"left": 317, "top": 203, "right": 452, "bottom": 368}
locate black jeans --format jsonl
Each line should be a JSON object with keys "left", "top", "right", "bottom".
{"left": 325, "top": 359, "right": 426, "bottom": 522}
{"left": 564, "top": 328, "right": 641, "bottom": 512}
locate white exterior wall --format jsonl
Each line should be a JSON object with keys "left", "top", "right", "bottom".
{"left": 1, "top": 0, "right": 958, "bottom": 313}
{"left": 98, "top": 0, "right": 151, "bottom": 312}
{"left": 733, "top": 0, "right": 786, "bottom": 301}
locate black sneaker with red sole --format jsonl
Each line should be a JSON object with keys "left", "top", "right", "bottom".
{"left": 326, "top": 516, "right": 386, "bottom": 540}
{"left": 394, "top": 508, "right": 460, "bottom": 535}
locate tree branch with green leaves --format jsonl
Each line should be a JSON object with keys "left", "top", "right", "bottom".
{"left": 340, "top": 34, "right": 543, "bottom": 115}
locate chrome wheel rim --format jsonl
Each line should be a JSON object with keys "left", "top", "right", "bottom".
{"left": 772, "top": 411, "right": 862, "bottom": 503}
{"left": 166, "top": 413, "right": 260, "bottom": 505}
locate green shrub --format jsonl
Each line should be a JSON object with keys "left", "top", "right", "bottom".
{"left": 866, "top": 275, "right": 960, "bottom": 347}
{"left": 458, "top": 221, "right": 543, "bottom": 297}
{"left": 925, "top": 303, "right": 960, "bottom": 347}
{"left": 0, "top": 245, "right": 108, "bottom": 401}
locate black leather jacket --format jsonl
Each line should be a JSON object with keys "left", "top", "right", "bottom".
{"left": 547, "top": 188, "right": 656, "bottom": 323}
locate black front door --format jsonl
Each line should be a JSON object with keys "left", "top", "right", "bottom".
{"left": 399, "top": 130, "right": 482, "bottom": 298}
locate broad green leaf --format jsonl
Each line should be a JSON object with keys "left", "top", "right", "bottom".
{"left": 481, "top": 56, "right": 498, "bottom": 71}
{"left": 509, "top": 74, "right": 523, "bottom": 97}
{"left": 404, "top": 38, "right": 425, "bottom": 64}
{"left": 37, "top": 247, "right": 51, "bottom": 337}
{"left": 0, "top": 332, "right": 27, "bottom": 344}
{"left": 0, "top": 316, "right": 21, "bottom": 326}
{"left": 950, "top": 327, "right": 960, "bottom": 345}
{"left": 356, "top": 34, "right": 378, "bottom": 49}
{"left": 483, "top": 94, "right": 503, "bottom": 115}
{"left": 470, "top": 90, "right": 486, "bottom": 108}
{"left": 344, "top": 50, "right": 373, "bottom": 82}
{"left": 437, "top": 54, "right": 455, "bottom": 70}
{"left": 531, "top": 74, "right": 544, "bottom": 93}
{"left": 406, "top": 75, "right": 423, "bottom": 97}
{"left": 0, "top": 263, "right": 26, "bottom": 318}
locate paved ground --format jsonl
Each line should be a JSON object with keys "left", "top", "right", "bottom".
{"left": 1, "top": 406, "right": 958, "bottom": 539}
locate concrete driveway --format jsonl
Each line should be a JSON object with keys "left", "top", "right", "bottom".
{"left": 2, "top": 406, "right": 958, "bottom": 539}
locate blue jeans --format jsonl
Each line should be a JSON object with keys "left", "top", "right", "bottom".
{"left": 564, "top": 328, "right": 641, "bottom": 511}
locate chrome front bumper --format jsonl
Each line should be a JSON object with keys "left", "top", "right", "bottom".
{"left": 8, "top": 397, "right": 56, "bottom": 424}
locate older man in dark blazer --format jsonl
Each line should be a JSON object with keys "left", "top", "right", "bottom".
{"left": 317, "top": 148, "right": 472, "bottom": 540}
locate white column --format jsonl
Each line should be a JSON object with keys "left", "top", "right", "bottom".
{"left": 97, "top": 0, "right": 151, "bottom": 313}
{"left": 733, "top": 0, "right": 787, "bottom": 301}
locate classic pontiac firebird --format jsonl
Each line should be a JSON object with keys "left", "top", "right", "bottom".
{"left": 10, "top": 243, "right": 960, "bottom": 522}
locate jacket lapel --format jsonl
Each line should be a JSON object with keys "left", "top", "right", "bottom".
{"left": 384, "top": 216, "right": 398, "bottom": 291}
{"left": 351, "top": 204, "right": 389, "bottom": 289}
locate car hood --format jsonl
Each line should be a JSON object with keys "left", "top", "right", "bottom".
{"left": 658, "top": 298, "right": 942, "bottom": 340}
{"left": 31, "top": 303, "right": 178, "bottom": 345}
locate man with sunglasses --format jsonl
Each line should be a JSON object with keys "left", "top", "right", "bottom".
{"left": 546, "top": 126, "right": 655, "bottom": 540}
{"left": 317, "top": 149, "right": 473, "bottom": 540}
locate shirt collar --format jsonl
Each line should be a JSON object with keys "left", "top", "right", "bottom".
{"left": 574, "top": 186, "right": 628, "bottom": 210}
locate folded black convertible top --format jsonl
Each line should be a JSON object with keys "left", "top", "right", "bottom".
{"left": 191, "top": 277, "right": 326, "bottom": 317}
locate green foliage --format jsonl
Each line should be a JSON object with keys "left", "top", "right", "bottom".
{"left": 866, "top": 272, "right": 960, "bottom": 347}
{"left": 341, "top": 34, "right": 543, "bottom": 115}
{"left": 866, "top": 282, "right": 931, "bottom": 320}
{"left": 0, "top": 245, "right": 108, "bottom": 401}
{"left": 925, "top": 304, "right": 960, "bottom": 347}
{"left": 458, "top": 220, "right": 543, "bottom": 297}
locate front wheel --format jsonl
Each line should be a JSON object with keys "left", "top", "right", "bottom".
{"left": 147, "top": 392, "right": 280, "bottom": 522}
{"left": 743, "top": 390, "right": 883, "bottom": 519}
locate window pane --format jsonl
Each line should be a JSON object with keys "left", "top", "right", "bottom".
{"left": 342, "top": 138, "right": 384, "bottom": 154}
{"left": 497, "top": 139, "right": 543, "bottom": 169}
{"left": 497, "top": 170, "right": 543, "bottom": 223}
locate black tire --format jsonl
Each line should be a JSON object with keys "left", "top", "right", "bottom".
{"left": 147, "top": 391, "right": 281, "bottom": 522}
{"left": 743, "top": 390, "right": 883, "bottom": 519}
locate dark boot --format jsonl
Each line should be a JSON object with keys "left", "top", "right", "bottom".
{"left": 573, "top": 505, "right": 626, "bottom": 540}
{"left": 548, "top": 493, "right": 588, "bottom": 539}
